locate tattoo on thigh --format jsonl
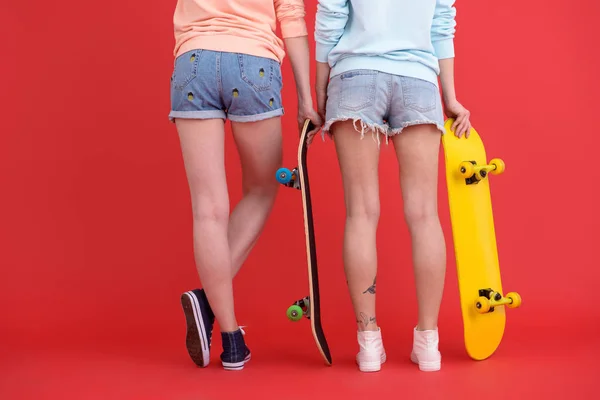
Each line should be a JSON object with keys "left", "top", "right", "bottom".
{"left": 362, "top": 276, "right": 376, "bottom": 295}
{"left": 357, "top": 312, "right": 377, "bottom": 327}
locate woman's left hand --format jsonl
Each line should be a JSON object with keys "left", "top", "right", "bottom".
{"left": 444, "top": 98, "right": 472, "bottom": 138}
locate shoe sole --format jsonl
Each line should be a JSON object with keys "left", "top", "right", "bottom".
{"left": 410, "top": 353, "right": 441, "bottom": 371}
{"left": 181, "top": 291, "right": 210, "bottom": 367}
{"left": 222, "top": 353, "right": 252, "bottom": 371}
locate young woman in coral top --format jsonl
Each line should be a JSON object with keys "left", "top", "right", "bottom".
{"left": 169, "top": 0, "right": 320, "bottom": 370}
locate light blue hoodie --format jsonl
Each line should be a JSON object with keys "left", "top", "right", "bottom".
{"left": 315, "top": 0, "right": 457, "bottom": 86}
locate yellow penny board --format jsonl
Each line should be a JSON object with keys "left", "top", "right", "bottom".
{"left": 441, "top": 118, "right": 521, "bottom": 361}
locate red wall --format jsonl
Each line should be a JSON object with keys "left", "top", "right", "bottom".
{"left": 1, "top": 0, "right": 599, "bottom": 357}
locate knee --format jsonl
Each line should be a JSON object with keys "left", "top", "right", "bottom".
{"left": 346, "top": 200, "right": 380, "bottom": 226}
{"left": 191, "top": 198, "right": 229, "bottom": 225}
{"left": 242, "top": 173, "right": 279, "bottom": 200}
{"left": 403, "top": 200, "right": 438, "bottom": 230}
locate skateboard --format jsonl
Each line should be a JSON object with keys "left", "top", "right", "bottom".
{"left": 441, "top": 118, "right": 522, "bottom": 361}
{"left": 275, "top": 119, "right": 332, "bottom": 366}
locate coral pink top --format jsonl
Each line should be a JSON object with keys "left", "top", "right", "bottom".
{"left": 173, "top": 0, "right": 308, "bottom": 63}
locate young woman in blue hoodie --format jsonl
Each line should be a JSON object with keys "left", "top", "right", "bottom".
{"left": 314, "top": 0, "right": 471, "bottom": 372}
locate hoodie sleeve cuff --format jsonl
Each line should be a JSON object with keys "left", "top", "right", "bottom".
{"left": 315, "top": 42, "right": 334, "bottom": 63}
{"left": 433, "top": 38, "right": 455, "bottom": 59}
{"left": 281, "top": 18, "right": 308, "bottom": 38}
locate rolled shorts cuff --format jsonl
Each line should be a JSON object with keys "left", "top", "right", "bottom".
{"left": 227, "top": 108, "right": 284, "bottom": 123}
{"left": 169, "top": 110, "right": 226, "bottom": 122}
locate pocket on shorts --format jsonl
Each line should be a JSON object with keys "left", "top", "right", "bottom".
{"left": 400, "top": 76, "right": 437, "bottom": 113}
{"left": 171, "top": 50, "right": 202, "bottom": 91}
{"left": 338, "top": 70, "right": 377, "bottom": 111}
{"left": 237, "top": 54, "right": 277, "bottom": 92}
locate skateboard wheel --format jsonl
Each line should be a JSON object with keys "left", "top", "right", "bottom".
{"left": 475, "top": 296, "right": 491, "bottom": 313}
{"left": 506, "top": 292, "right": 522, "bottom": 308}
{"left": 490, "top": 158, "right": 505, "bottom": 175}
{"left": 276, "top": 167, "right": 292, "bottom": 184}
{"left": 459, "top": 161, "right": 475, "bottom": 178}
{"left": 286, "top": 304, "right": 303, "bottom": 321}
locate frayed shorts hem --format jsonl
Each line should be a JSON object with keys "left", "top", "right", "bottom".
{"left": 321, "top": 116, "right": 445, "bottom": 147}
{"left": 388, "top": 120, "right": 446, "bottom": 136}
{"left": 169, "top": 108, "right": 284, "bottom": 123}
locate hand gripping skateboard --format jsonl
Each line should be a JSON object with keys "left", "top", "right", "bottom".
{"left": 441, "top": 118, "right": 522, "bottom": 361}
{"left": 275, "top": 119, "right": 332, "bottom": 366}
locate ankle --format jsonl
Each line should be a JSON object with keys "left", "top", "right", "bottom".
{"left": 220, "top": 326, "right": 240, "bottom": 334}
{"left": 358, "top": 327, "right": 379, "bottom": 332}
{"left": 416, "top": 324, "right": 437, "bottom": 331}
{"left": 218, "top": 320, "right": 239, "bottom": 333}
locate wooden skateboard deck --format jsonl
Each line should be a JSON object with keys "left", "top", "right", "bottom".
{"left": 441, "top": 118, "right": 522, "bottom": 361}
{"left": 275, "top": 119, "right": 332, "bottom": 366}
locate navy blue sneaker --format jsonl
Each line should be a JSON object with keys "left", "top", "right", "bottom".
{"left": 220, "top": 328, "right": 251, "bottom": 370}
{"left": 181, "top": 289, "right": 215, "bottom": 367}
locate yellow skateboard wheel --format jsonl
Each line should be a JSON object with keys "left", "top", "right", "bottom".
{"left": 506, "top": 292, "right": 522, "bottom": 308}
{"left": 475, "top": 296, "right": 491, "bottom": 313}
{"left": 490, "top": 158, "right": 505, "bottom": 175}
{"left": 459, "top": 162, "right": 475, "bottom": 178}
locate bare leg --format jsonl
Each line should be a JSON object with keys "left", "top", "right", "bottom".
{"left": 332, "top": 121, "right": 381, "bottom": 332}
{"left": 391, "top": 125, "right": 446, "bottom": 331}
{"left": 177, "top": 118, "right": 239, "bottom": 333}
{"left": 228, "top": 117, "right": 282, "bottom": 275}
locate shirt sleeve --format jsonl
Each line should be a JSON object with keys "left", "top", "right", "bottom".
{"left": 431, "top": 0, "right": 457, "bottom": 59}
{"left": 274, "top": 0, "right": 308, "bottom": 38}
{"left": 314, "top": 0, "right": 350, "bottom": 63}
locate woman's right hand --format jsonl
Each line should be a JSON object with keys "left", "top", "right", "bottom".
{"left": 298, "top": 101, "right": 322, "bottom": 145}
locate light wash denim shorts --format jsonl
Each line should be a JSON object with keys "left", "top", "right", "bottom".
{"left": 169, "top": 49, "right": 284, "bottom": 122}
{"left": 322, "top": 69, "right": 445, "bottom": 145}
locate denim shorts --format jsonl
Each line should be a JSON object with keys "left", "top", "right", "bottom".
{"left": 169, "top": 49, "right": 284, "bottom": 122}
{"left": 322, "top": 69, "right": 445, "bottom": 145}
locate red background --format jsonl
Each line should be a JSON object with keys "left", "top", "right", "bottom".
{"left": 1, "top": 0, "right": 599, "bottom": 398}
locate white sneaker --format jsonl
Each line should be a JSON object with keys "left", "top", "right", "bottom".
{"left": 410, "top": 326, "right": 441, "bottom": 371}
{"left": 356, "top": 328, "right": 387, "bottom": 372}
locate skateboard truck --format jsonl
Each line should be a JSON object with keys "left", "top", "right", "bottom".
{"left": 459, "top": 158, "right": 505, "bottom": 185}
{"left": 474, "top": 288, "right": 522, "bottom": 314}
{"left": 276, "top": 167, "right": 301, "bottom": 190}
{"left": 286, "top": 296, "right": 311, "bottom": 321}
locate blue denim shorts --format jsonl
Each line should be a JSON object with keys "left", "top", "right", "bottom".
{"left": 322, "top": 69, "right": 445, "bottom": 145}
{"left": 169, "top": 49, "right": 284, "bottom": 122}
